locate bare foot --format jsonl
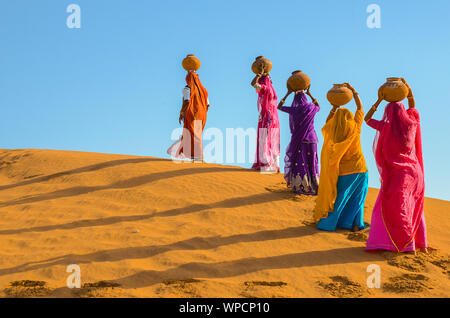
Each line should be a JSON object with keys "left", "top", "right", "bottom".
{"left": 418, "top": 247, "right": 429, "bottom": 254}
{"left": 352, "top": 226, "right": 360, "bottom": 232}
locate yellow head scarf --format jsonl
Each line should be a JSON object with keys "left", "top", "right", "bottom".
{"left": 314, "top": 108, "right": 359, "bottom": 222}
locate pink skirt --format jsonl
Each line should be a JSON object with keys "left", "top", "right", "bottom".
{"left": 365, "top": 195, "right": 427, "bottom": 252}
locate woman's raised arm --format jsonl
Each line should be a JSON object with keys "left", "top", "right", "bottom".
{"left": 306, "top": 85, "right": 319, "bottom": 106}
{"left": 365, "top": 87, "right": 383, "bottom": 123}
{"left": 326, "top": 105, "right": 339, "bottom": 123}
{"left": 251, "top": 66, "right": 265, "bottom": 87}
{"left": 401, "top": 78, "right": 415, "bottom": 109}
{"left": 278, "top": 87, "right": 294, "bottom": 109}
{"left": 345, "top": 83, "right": 362, "bottom": 111}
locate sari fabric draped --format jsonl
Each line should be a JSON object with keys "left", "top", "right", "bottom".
{"left": 252, "top": 75, "right": 280, "bottom": 172}
{"left": 167, "top": 71, "right": 209, "bottom": 160}
{"left": 366, "top": 102, "right": 425, "bottom": 252}
{"left": 317, "top": 172, "right": 368, "bottom": 231}
{"left": 314, "top": 108, "right": 364, "bottom": 222}
{"left": 279, "top": 92, "right": 320, "bottom": 194}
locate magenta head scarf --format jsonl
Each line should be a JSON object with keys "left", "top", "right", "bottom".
{"left": 256, "top": 75, "right": 278, "bottom": 114}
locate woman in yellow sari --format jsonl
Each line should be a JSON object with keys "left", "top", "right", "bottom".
{"left": 314, "top": 83, "right": 368, "bottom": 232}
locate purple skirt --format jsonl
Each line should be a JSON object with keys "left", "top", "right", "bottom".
{"left": 284, "top": 142, "right": 319, "bottom": 195}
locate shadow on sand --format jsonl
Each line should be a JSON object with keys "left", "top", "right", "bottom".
{"left": 0, "top": 225, "right": 323, "bottom": 277}
{"left": 0, "top": 187, "right": 286, "bottom": 236}
{"left": 110, "top": 247, "right": 381, "bottom": 289}
{"left": 0, "top": 157, "right": 171, "bottom": 191}
{"left": 0, "top": 165, "right": 251, "bottom": 208}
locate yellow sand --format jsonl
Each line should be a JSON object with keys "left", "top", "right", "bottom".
{"left": 0, "top": 149, "right": 448, "bottom": 298}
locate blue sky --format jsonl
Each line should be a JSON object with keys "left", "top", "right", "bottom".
{"left": 0, "top": 0, "right": 449, "bottom": 200}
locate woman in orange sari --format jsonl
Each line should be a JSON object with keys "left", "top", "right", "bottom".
{"left": 167, "top": 70, "right": 210, "bottom": 161}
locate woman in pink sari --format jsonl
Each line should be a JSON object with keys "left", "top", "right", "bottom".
{"left": 250, "top": 66, "right": 280, "bottom": 173}
{"left": 365, "top": 78, "right": 427, "bottom": 253}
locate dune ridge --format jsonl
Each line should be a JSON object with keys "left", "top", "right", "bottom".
{"left": 0, "top": 149, "right": 448, "bottom": 298}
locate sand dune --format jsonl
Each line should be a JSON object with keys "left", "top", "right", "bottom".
{"left": 0, "top": 149, "right": 448, "bottom": 298}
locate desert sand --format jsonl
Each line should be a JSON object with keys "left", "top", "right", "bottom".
{"left": 0, "top": 149, "right": 448, "bottom": 298}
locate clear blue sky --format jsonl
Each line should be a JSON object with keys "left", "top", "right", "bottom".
{"left": 1, "top": 0, "right": 449, "bottom": 200}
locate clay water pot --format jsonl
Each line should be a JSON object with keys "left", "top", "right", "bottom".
{"left": 182, "top": 54, "right": 201, "bottom": 71}
{"left": 327, "top": 84, "right": 353, "bottom": 106}
{"left": 381, "top": 77, "right": 409, "bottom": 102}
{"left": 287, "top": 70, "right": 311, "bottom": 91}
{"left": 251, "top": 56, "right": 272, "bottom": 74}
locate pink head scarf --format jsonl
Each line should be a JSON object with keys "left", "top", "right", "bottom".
{"left": 257, "top": 75, "right": 278, "bottom": 115}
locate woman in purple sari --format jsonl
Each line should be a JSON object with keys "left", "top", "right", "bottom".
{"left": 277, "top": 86, "right": 320, "bottom": 195}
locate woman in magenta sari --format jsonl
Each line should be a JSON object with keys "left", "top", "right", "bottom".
{"left": 250, "top": 68, "right": 280, "bottom": 173}
{"left": 365, "top": 78, "right": 427, "bottom": 253}
{"left": 277, "top": 86, "right": 320, "bottom": 194}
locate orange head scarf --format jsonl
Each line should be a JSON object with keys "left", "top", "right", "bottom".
{"left": 185, "top": 71, "right": 209, "bottom": 120}
{"left": 332, "top": 108, "right": 357, "bottom": 143}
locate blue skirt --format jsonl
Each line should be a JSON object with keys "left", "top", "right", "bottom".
{"left": 317, "top": 172, "right": 368, "bottom": 231}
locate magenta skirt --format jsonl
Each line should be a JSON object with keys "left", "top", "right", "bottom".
{"left": 366, "top": 195, "right": 427, "bottom": 252}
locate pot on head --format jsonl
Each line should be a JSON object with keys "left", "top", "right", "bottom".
{"left": 251, "top": 56, "right": 272, "bottom": 74}
{"left": 381, "top": 77, "right": 409, "bottom": 102}
{"left": 327, "top": 84, "right": 353, "bottom": 106}
{"left": 182, "top": 54, "right": 201, "bottom": 72}
{"left": 287, "top": 70, "right": 311, "bottom": 91}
